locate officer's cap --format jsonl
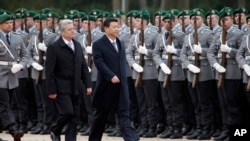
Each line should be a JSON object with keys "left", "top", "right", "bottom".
{"left": 25, "top": 10, "right": 36, "bottom": 18}
{"left": 97, "top": 11, "right": 110, "bottom": 19}
{"left": 219, "top": 7, "right": 233, "bottom": 19}
{"left": 110, "top": 12, "right": 121, "bottom": 19}
{"left": 135, "top": 10, "right": 150, "bottom": 20}
{"left": 154, "top": 10, "right": 168, "bottom": 17}
{"left": 73, "top": 12, "right": 86, "bottom": 19}
{"left": 33, "top": 14, "right": 48, "bottom": 20}
{"left": 190, "top": 8, "right": 205, "bottom": 18}
{"left": 0, "top": 13, "right": 12, "bottom": 24}
{"left": 47, "top": 12, "right": 59, "bottom": 18}
{"left": 126, "top": 10, "right": 138, "bottom": 18}
{"left": 89, "top": 9, "right": 102, "bottom": 18}
{"left": 82, "top": 15, "right": 96, "bottom": 22}
{"left": 205, "top": 9, "right": 219, "bottom": 18}
{"left": 233, "top": 7, "right": 248, "bottom": 15}
{"left": 59, "top": 14, "right": 73, "bottom": 20}
{"left": 40, "top": 8, "right": 52, "bottom": 14}
{"left": 163, "top": 11, "right": 175, "bottom": 20}
{"left": 15, "top": 8, "right": 28, "bottom": 14}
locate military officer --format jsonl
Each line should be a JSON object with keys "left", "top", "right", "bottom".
{"left": 180, "top": 8, "right": 215, "bottom": 140}
{"left": 25, "top": 10, "right": 37, "bottom": 35}
{"left": 27, "top": 13, "right": 57, "bottom": 134}
{"left": 46, "top": 11, "right": 60, "bottom": 35}
{"left": 126, "top": 10, "right": 159, "bottom": 137}
{"left": 207, "top": 8, "right": 244, "bottom": 141}
{"left": 178, "top": 10, "right": 193, "bottom": 35}
{"left": 0, "top": 12, "right": 29, "bottom": 141}
{"left": 153, "top": 10, "right": 186, "bottom": 139}
{"left": 205, "top": 10, "right": 221, "bottom": 35}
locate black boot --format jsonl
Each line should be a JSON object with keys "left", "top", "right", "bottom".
{"left": 8, "top": 125, "right": 24, "bottom": 140}
{"left": 159, "top": 126, "right": 173, "bottom": 138}
{"left": 170, "top": 129, "right": 183, "bottom": 139}
{"left": 143, "top": 128, "right": 157, "bottom": 138}
{"left": 186, "top": 128, "right": 202, "bottom": 139}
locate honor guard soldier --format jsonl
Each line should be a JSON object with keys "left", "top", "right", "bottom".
{"left": 153, "top": 10, "right": 186, "bottom": 139}
{"left": 178, "top": 10, "right": 193, "bottom": 35}
{"left": 76, "top": 14, "right": 104, "bottom": 135}
{"left": 233, "top": 7, "right": 249, "bottom": 35}
{"left": 27, "top": 13, "right": 57, "bottom": 134}
{"left": 0, "top": 12, "right": 29, "bottom": 141}
{"left": 205, "top": 10, "right": 221, "bottom": 35}
{"left": 247, "top": 15, "right": 250, "bottom": 29}
{"left": 207, "top": 8, "right": 244, "bottom": 141}
{"left": 180, "top": 8, "right": 215, "bottom": 140}
{"left": 126, "top": 10, "right": 159, "bottom": 137}
{"left": 89, "top": 9, "right": 103, "bottom": 32}
{"left": 154, "top": 10, "right": 168, "bottom": 33}
{"left": 24, "top": 10, "right": 37, "bottom": 35}
{"left": 46, "top": 12, "right": 60, "bottom": 35}
{"left": 236, "top": 31, "right": 250, "bottom": 105}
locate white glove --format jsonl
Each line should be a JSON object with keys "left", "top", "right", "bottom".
{"left": 38, "top": 42, "right": 47, "bottom": 52}
{"left": 187, "top": 64, "right": 200, "bottom": 73}
{"left": 220, "top": 43, "right": 232, "bottom": 53}
{"left": 243, "top": 64, "right": 250, "bottom": 76}
{"left": 167, "top": 43, "right": 177, "bottom": 54}
{"left": 138, "top": 45, "right": 148, "bottom": 55}
{"left": 160, "top": 63, "right": 171, "bottom": 74}
{"left": 132, "top": 63, "right": 143, "bottom": 73}
{"left": 11, "top": 64, "right": 24, "bottom": 73}
{"left": 88, "top": 67, "right": 91, "bottom": 73}
{"left": 213, "top": 63, "right": 226, "bottom": 73}
{"left": 86, "top": 46, "right": 92, "bottom": 54}
{"left": 31, "top": 62, "right": 43, "bottom": 71}
{"left": 194, "top": 43, "right": 202, "bottom": 54}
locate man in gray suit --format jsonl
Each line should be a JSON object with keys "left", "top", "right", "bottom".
{"left": 76, "top": 15, "right": 104, "bottom": 135}
{"left": 0, "top": 12, "right": 29, "bottom": 141}
{"left": 207, "top": 8, "right": 244, "bottom": 141}
{"left": 180, "top": 8, "right": 215, "bottom": 140}
{"left": 27, "top": 13, "right": 57, "bottom": 134}
{"left": 153, "top": 10, "right": 185, "bottom": 139}
{"left": 126, "top": 11, "right": 159, "bottom": 137}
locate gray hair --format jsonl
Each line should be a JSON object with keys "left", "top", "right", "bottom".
{"left": 59, "top": 19, "right": 73, "bottom": 31}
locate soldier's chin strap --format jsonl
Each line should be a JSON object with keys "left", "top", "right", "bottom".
{"left": 0, "top": 39, "right": 15, "bottom": 60}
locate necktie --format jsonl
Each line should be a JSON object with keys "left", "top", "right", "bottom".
{"left": 68, "top": 42, "right": 74, "bottom": 52}
{"left": 112, "top": 42, "right": 118, "bottom": 52}
{"left": 6, "top": 34, "right": 10, "bottom": 45}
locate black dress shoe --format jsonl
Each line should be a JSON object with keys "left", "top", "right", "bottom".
{"left": 170, "top": 130, "right": 183, "bottom": 139}
{"left": 159, "top": 127, "right": 173, "bottom": 138}
{"left": 214, "top": 132, "right": 229, "bottom": 141}
{"left": 143, "top": 129, "right": 157, "bottom": 138}
{"left": 40, "top": 125, "right": 51, "bottom": 134}
{"left": 19, "top": 125, "right": 29, "bottom": 133}
{"left": 9, "top": 126, "right": 24, "bottom": 140}
{"left": 212, "top": 129, "right": 221, "bottom": 137}
{"left": 182, "top": 125, "right": 192, "bottom": 135}
{"left": 138, "top": 128, "right": 147, "bottom": 137}
{"left": 197, "top": 130, "right": 211, "bottom": 140}
{"left": 156, "top": 124, "right": 165, "bottom": 134}
{"left": 104, "top": 125, "right": 116, "bottom": 133}
{"left": 50, "top": 131, "right": 61, "bottom": 141}
{"left": 30, "top": 122, "right": 43, "bottom": 134}
{"left": 80, "top": 127, "right": 90, "bottom": 136}
{"left": 186, "top": 129, "right": 201, "bottom": 139}
{"left": 79, "top": 125, "right": 88, "bottom": 133}
{"left": 186, "top": 128, "right": 196, "bottom": 136}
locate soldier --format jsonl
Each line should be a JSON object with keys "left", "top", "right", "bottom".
{"left": 46, "top": 11, "right": 60, "bottom": 35}
{"left": 0, "top": 12, "right": 29, "bottom": 141}
{"left": 153, "top": 10, "right": 186, "bottom": 139}
{"left": 180, "top": 8, "right": 215, "bottom": 140}
{"left": 126, "top": 10, "right": 159, "bottom": 137}
{"left": 27, "top": 13, "right": 57, "bottom": 134}
{"left": 178, "top": 10, "right": 193, "bottom": 35}
{"left": 207, "top": 7, "right": 244, "bottom": 141}
{"left": 24, "top": 10, "right": 37, "bottom": 35}
{"left": 76, "top": 14, "right": 104, "bottom": 136}
{"left": 89, "top": 9, "right": 103, "bottom": 32}
{"left": 205, "top": 10, "right": 221, "bottom": 34}
{"left": 154, "top": 10, "right": 167, "bottom": 33}
{"left": 233, "top": 7, "right": 249, "bottom": 34}
{"left": 247, "top": 15, "right": 250, "bottom": 29}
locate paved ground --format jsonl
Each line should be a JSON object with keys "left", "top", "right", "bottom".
{"left": 0, "top": 132, "right": 212, "bottom": 141}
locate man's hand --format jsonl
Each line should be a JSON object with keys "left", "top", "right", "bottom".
{"left": 111, "top": 76, "right": 120, "bottom": 84}
{"left": 187, "top": 64, "right": 200, "bottom": 73}
{"left": 11, "top": 64, "right": 24, "bottom": 73}
{"left": 38, "top": 42, "right": 47, "bottom": 52}
{"left": 138, "top": 45, "right": 148, "bottom": 55}
{"left": 86, "top": 88, "right": 92, "bottom": 95}
{"left": 86, "top": 46, "right": 92, "bottom": 54}
{"left": 167, "top": 43, "right": 177, "bottom": 54}
{"left": 213, "top": 63, "right": 226, "bottom": 73}
{"left": 220, "top": 43, "right": 232, "bottom": 53}
{"left": 48, "top": 94, "right": 57, "bottom": 99}
{"left": 160, "top": 63, "right": 171, "bottom": 74}
{"left": 194, "top": 43, "right": 202, "bottom": 54}
{"left": 132, "top": 63, "right": 143, "bottom": 73}
{"left": 31, "top": 62, "right": 43, "bottom": 71}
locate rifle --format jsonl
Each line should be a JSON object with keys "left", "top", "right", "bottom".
{"left": 217, "top": 17, "right": 227, "bottom": 88}
{"left": 209, "top": 12, "right": 213, "bottom": 30}
{"left": 13, "top": 14, "right": 16, "bottom": 32}
{"left": 78, "top": 14, "right": 81, "bottom": 33}
{"left": 247, "top": 78, "right": 250, "bottom": 91}
{"left": 87, "top": 16, "right": 92, "bottom": 68}
{"left": 163, "top": 16, "right": 173, "bottom": 88}
{"left": 182, "top": 15, "right": 185, "bottom": 33}
{"left": 52, "top": 15, "right": 55, "bottom": 33}
{"left": 101, "top": 13, "right": 104, "bottom": 32}
{"left": 130, "top": 16, "right": 134, "bottom": 35}
{"left": 192, "top": 15, "right": 200, "bottom": 88}
{"left": 20, "top": 10, "right": 24, "bottom": 31}
{"left": 158, "top": 10, "right": 162, "bottom": 33}
{"left": 36, "top": 16, "right": 44, "bottom": 84}
{"left": 24, "top": 13, "right": 29, "bottom": 33}
{"left": 135, "top": 11, "right": 145, "bottom": 87}
{"left": 238, "top": 12, "right": 241, "bottom": 30}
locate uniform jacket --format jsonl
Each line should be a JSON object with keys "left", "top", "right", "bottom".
{"left": 0, "top": 31, "right": 29, "bottom": 89}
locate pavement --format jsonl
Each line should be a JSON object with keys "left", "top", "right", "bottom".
{"left": 0, "top": 132, "right": 212, "bottom": 141}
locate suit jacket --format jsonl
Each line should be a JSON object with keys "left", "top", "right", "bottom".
{"left": 92, "top": 35, "right": 129, "bottom": 110}
{"left": 45, "top": 36, "right": 91, "bottom": 95}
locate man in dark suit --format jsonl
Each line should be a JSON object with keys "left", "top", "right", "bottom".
{"left": 88, "top": 18, "right": 139, "bottom": 141}
{"left": 45, "top": 19, "right": 92, "bottom": 141}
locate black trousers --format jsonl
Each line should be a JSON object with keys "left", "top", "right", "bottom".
{"left": 136, "top": 79, "right": 159, "bottom": 129}
{"left": 51, "top": 93, "right": 80, "bottom": 141}
{"left": 0, "top": 88, "right": 16, "bottom": 128}
{"left": 167, "top": 81, "right": 185, "bottom": 130}
{"left": 160, "top": 82, "right": 173, "bottom": 127}
{"left": 217, "top": 79, "right": 241, "bottom": 126}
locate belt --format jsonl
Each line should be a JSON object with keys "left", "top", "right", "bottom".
{"left": 188, "top": 56, "right": 207, "bottom": 60}
{"left": 246, "top": 56, "right": 250, "bottom": 60}
{"left": 33, "top": 56, "right": 46, "bottom": 61}
{"left": 135, "top": 56, "right": 151, "bottom": 60}
{"left": 0, "top": 61, "right": 17, "bottom": 66}
{"left": 217, "top": 54, "right": 231, "bottom": 59}
{"left": 162, "top": 54, "right": 179, "bottom": 60}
